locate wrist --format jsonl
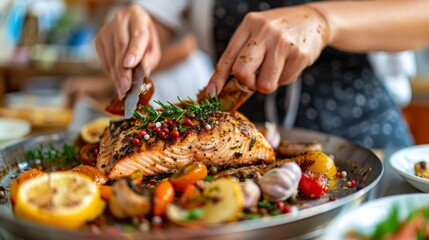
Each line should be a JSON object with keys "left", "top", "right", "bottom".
{"left": 305, "top": 3, "right": 331, "bottom": 47}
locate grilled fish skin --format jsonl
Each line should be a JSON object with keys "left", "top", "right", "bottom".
{"left": 96, "top": 112, "right": 275, "bottom": 179}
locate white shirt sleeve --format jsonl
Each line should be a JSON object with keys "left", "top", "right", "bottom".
{"left": 133, "top": 0, "right": 189, "bottom": 32}
{"left": 368, "top": 51, "right": 416, "bottom": 107}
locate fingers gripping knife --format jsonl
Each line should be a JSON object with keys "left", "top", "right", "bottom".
{"left": 198, "top": 75, "right": 255, "bottom": 112}
{"left": 124, "top": 68, "right": 151, "bottom": 119}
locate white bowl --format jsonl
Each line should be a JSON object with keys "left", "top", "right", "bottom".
{"left": 0, "top": 117, "right": 31, "bottom": 142}
{"left": 389, "top": 145, "right": 429, "bottom": 192}
{"left": 324, "top": 193, "right": 429, "bottom": 240}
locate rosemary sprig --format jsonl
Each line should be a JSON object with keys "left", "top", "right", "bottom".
{"left": 134, "top": 96, "right": 221, "bottom": 127}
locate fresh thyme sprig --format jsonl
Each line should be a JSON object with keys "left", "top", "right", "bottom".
{"left": 26, "top": 143, "right": 78, "bottom": 168}
{"left": 133, "top": 96, "right": 222, "bottom": 127}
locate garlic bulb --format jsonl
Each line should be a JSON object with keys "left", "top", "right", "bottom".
{"left": 240, "top": 179, "right": 261, "bottom": 209}
{"left": 259, "top": 162, "right": 302, "bottom": 202}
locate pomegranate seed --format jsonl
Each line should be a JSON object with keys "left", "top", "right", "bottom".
{"left": 139, "top": 130, "right": 147, "bottom": 137}
{"left": 170, "top": 130, "right": 180, "bottom": 138}
{"left": 158, "top": 131, "right": 166, "bottom": 139}
{"left": 154, "top": 127, "right": 161, "bottom": 133}
{"left": 283, "top": 205, "right": 291, "bottom": 213}
{"left": 167, "top": 119, "right": 173, "bottom": 125}
{"left": 276, "top": 201, "right": 285, "bottom": 211}
{"left": 133, "top": 138, "right": 140, "bottom": 145}
{"left": 162, "top": 128, "right": 169, "bottom": 134}
{"left": 351, "top": 179, "right": 356, "bottom": 187}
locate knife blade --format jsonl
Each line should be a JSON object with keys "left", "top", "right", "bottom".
{"left": 124, "top": 68, "right": 145, "bottom": 119}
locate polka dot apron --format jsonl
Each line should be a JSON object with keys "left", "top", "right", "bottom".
{"left": 213, "top": 0, "right": 413, "bottom": 148}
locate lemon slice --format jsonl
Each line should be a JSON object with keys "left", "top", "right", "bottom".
{"left": 14, "top": 172, "right": 105, "bottom": 229}
{"left": 80, "top": 118, "right": 111, "bottom": 144}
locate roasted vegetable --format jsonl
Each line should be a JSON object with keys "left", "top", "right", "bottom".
{"left": 70, "top": 165, "right": 108, "bottom": 186}
{"left": 109, "top": 178, "right": 151, "bottom": 218}
{"left": 299, "top": 170, "right": 328, "bottom": 198}
{"left": 153, "top": 180, "right": 174, "bottom": 216}
{"left": 201, "top": 178, "right": 244, "bottom": 224}
{"left": 259, "top": 162, "right": 302, "bottom": 202}
{"left": 170, "top": 162, "right": 208, "bottom": 191}
{"left": 295, "top": 150, "right": 336, "bottom": 179}
{"left": 240, "top": 179, "right": 261, "bottom": 210}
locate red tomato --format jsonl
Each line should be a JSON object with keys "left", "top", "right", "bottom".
{"left": 104, "top": 78, "right": 154, "bottom": 116}
{"left": 79, "top": 143, "right": 100, "bottom": 166}
{"left": 299, "top": 170, "right": 328, "bottom": 198}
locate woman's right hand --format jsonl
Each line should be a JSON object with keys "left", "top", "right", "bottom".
{"left": 94, "top": 5, "right": 161, "bottom": 100}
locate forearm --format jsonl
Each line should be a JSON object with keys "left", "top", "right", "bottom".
{"left": 309, "top": 0, "right": 429, "bottom": 52}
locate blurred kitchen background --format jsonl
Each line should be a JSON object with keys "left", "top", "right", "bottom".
{"left": 0, "top": 0, "right": 428, "bottom": 144}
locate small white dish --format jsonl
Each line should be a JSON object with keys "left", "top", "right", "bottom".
{"left": 0, "top": 117, "right": 31, "bottom": 142}
{"left": 389, "top": 145, "right": 429, "bottom": 192}
{"left": 324, "top": 193, "right": 429, "bottom": 240}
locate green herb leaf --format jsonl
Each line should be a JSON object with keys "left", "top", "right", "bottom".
{"left": 134, "top": 97, "right": 221, "bottom": 126}
{"left": 249, "top": 135, "right": 256, "bottom": 151}
{"left": 203, "top": 176, "right": 215, "bottom": 182}
{"left": 186, "top": 208, "right": 204, "bottom": 221}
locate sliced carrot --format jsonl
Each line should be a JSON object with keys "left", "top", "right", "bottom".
{"left": 170, "top": 162, "right": 208, "bottom": 191}
{"left": 153, "top": 180, "right": 174, "bottom": 216}
{"left": 70, "top": 165, "right": 108, "bottom": 186}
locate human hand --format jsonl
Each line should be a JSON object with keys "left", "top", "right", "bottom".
{"left": 94, "top": 5, "right": 161, "bottom": 100}
{"left": 206, "top": 5, "right": 329, "bottom": 96}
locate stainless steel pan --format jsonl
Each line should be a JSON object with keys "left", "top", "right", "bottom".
{"left": 0, "top": 128, "right": 383, "bottom": 240}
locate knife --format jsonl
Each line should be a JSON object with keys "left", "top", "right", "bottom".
{"left": 124, "top": 67, "right": 145, "bottom": 119}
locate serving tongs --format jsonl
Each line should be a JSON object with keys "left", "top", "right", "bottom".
{"left": 198, "top": 75, "right": 255, "bottom": 112}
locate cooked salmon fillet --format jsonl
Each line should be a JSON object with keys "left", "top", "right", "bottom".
{"left": 96, "top": 112, "right": 275, "bottom": 179}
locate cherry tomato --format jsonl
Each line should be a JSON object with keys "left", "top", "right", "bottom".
{"left": 179, "top": 184, "right": 202, "bottom": 209}
{"left": 99, "top": 185, "right": 112, "bottom": 200}
{"left": 170, "top": 162, "right": 208, "bottom": 191}
{"left": 299, "top": 170, "right": 328, "bottom": 198}
{"left": 153, "top": 180, "right": 174, "bottom": 216}
{"left": 79, "top": 143, "right": 100, "bottom": 166}
{"left": 105, "top": 78, "right": 154, "bottom": 116}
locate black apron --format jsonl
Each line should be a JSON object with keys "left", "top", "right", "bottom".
{"left": 213, "top": 0, "right": 413, "bottom": 148}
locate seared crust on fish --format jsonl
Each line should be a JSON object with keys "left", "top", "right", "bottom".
{"left": 97, "top": 112, "right": 275, "bottom": 179}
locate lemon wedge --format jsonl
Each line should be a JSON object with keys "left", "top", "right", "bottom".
{"left": 80, "top": 118, "right": 111, "bottom": 144}
{"left": 14, "top": 172, "right": 105, "bottom": 229}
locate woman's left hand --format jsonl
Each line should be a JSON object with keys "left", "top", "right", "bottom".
{"left": 206, "top": 5, "right": 329, "bottom": 96}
